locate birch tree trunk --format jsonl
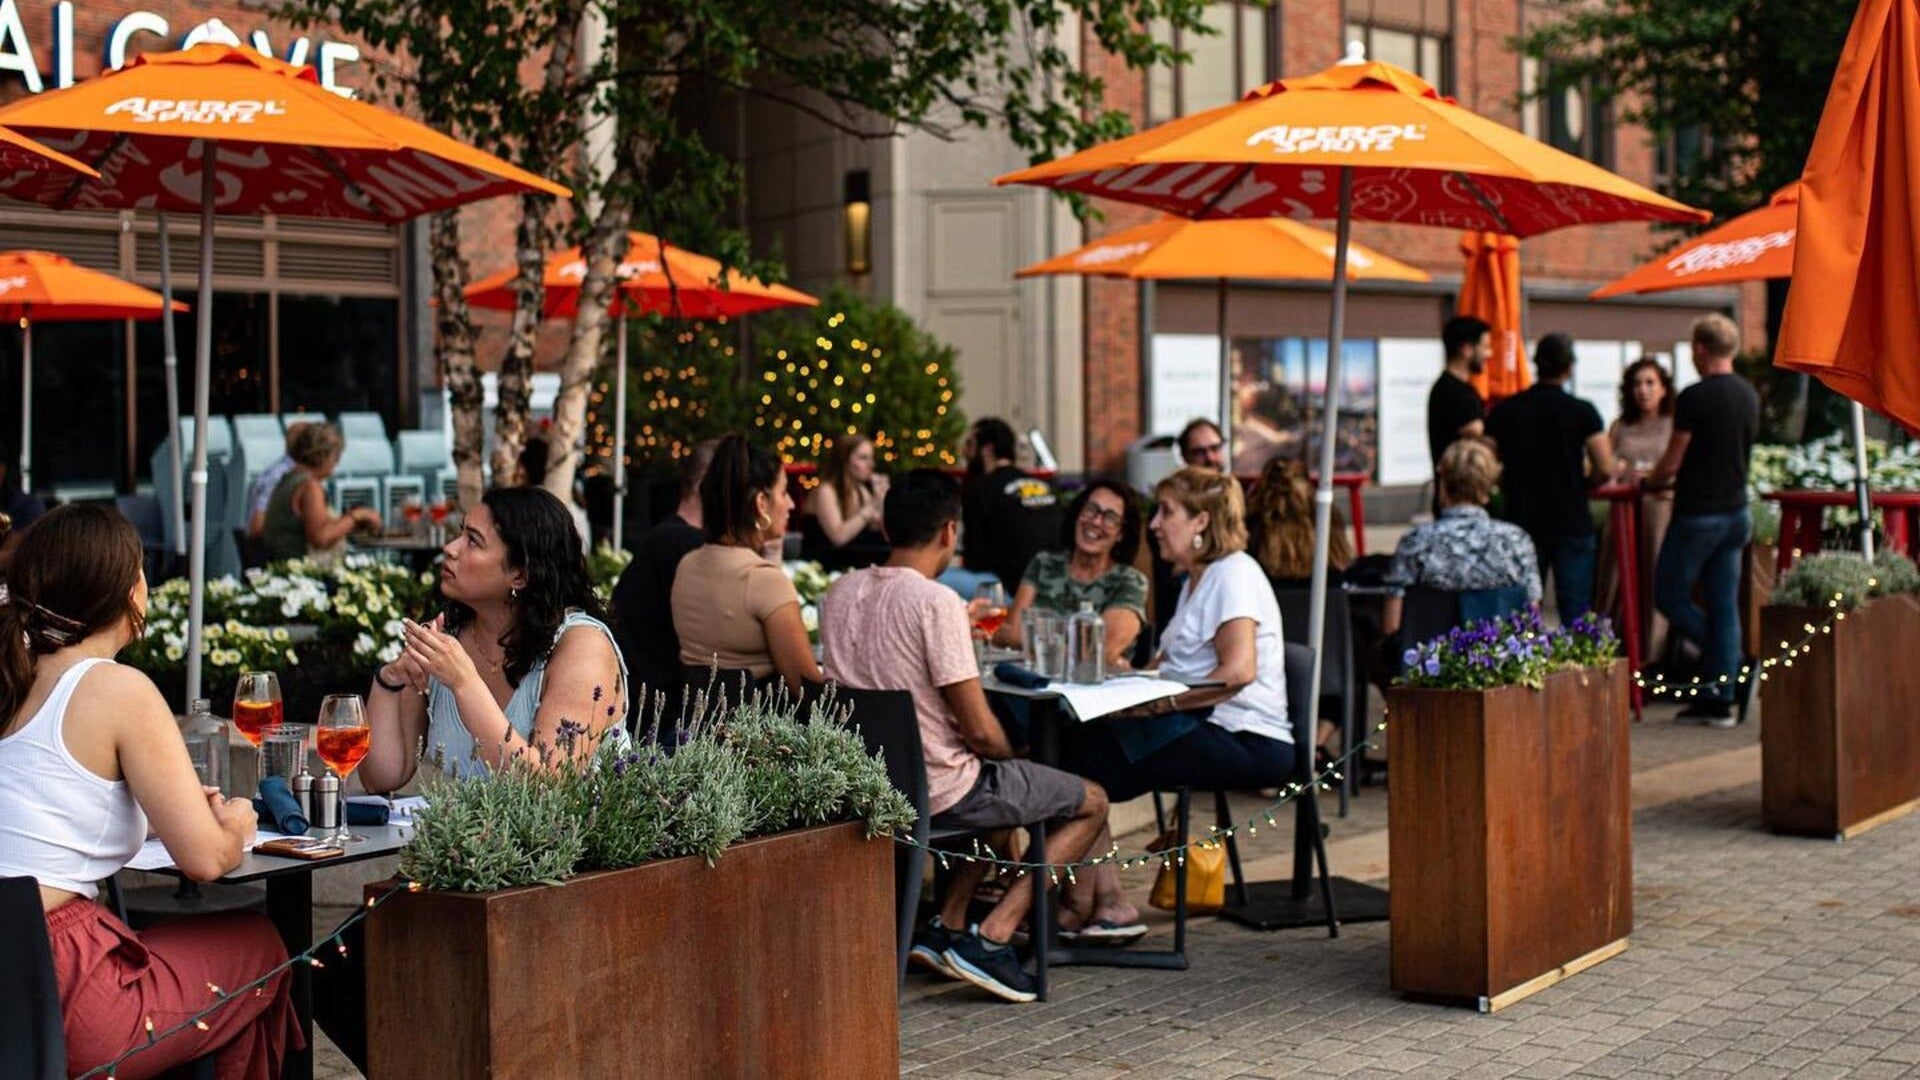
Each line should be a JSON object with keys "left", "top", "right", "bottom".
{"left": 541, "top": 202, "right": 630, "bottom": 509}
{"left": 490, "top": 193, "right": 552, "bottom": 484}
{"left": 430, "top": 211, "right": 486, "bottom": 509}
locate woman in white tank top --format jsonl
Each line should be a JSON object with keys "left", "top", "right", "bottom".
{"left": 0, "top": 504, "right": 299, "bottom": 1079}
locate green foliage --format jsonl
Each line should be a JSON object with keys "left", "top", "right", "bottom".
{"left": 1515, "top": 0, "right": 1854, "bottom": 222}
{"left": 1772, "top": 551, "right": 1920, "bottom": 609}
{"left": 624, "top": 288, "right": 968, "bottom": 470}
{"left": 1398, "top": 609, "right": 1619, "bottom": 692}
{"left": 586, "top": 542, "right": 633, "bottom": 604}
{"left": 400, "top": 761, "right": 587, "bottom": 892}
{"left": 750, "top": 287, "right": 967, "bottom": 469}
{"left": 400, "top": 687, "right": 915, "bottom": 892}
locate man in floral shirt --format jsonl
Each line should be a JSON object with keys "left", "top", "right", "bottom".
{"left": 1386, "top": 439, "right": 1542, "bottom": 607}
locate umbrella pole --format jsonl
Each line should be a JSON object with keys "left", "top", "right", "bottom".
{"left": 612, "top": 312, "right": 629, "bottom": 552}
{"left": 1850, "top": 401, "right": 1876, "bottom": 560}
{"left": 185, "top": 141, "right": 218, "bottom": 708}
{"left": 158, "top": 212, "right": 186, "bottom": 556}
{"left": 1217, "top": 278, "right": 1232, "bottom": 462}
{"left": 1305, "top": 167, "right": 1354, "bottom": 774}
{"left": 18, "top": 320, "right": 29, "bottom": 494}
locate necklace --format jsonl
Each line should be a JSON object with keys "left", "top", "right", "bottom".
{"left": 464, "top": 628, "right": 506, "bottom": 674}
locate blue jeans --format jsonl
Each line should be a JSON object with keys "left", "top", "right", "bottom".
{"left": 1532, "top": 531, "right": 1598, "bottom": 620}
{"left": 1655, "top": 509, "right": 1751, "bottom": 704}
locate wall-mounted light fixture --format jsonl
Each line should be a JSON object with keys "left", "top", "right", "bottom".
{"left": 843, "top": 169, "right": 872, "bottom": 276}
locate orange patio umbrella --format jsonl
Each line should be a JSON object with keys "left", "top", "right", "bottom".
{"left": 1015, "top": 215, "right": 1429, "bottom": 455}
{"left": 0, "top": 250, "right": 185, "bottom": 492}
{"left": 1775, "top": 0, "right": 1920, "bottom": 556}
{"left": 466, "top": 232, "right": 819, "bottom": 547}
{"left": 1458, "top": 232, "right": 1530, "bottom": 401}
{"left": 1591, "top": 184, "right": 1799, "bottom": 300}
{"left": 999, "top": 50, "right": 1706, "bottom": 776}
{"left": 0, "top": 124, "right": 95, "bottom": 178}
{"left": 0, "top": 43, "right": 570, "bottom": 705}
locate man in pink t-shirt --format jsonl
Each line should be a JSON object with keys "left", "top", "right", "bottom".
{"left": 821, "top": 470, "right": 1113, "bottom": 1004}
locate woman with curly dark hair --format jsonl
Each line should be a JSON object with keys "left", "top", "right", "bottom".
{"left": 360, "top": 486, "right": 629, "bottom": 784}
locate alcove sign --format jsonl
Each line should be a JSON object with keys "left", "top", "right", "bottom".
{"left": 0, "top": 3, "right": 359, "bottom": 97}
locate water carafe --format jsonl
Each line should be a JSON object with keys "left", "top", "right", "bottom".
{"left": 179, "top": 698, "right": 227, "bottom": 794}
{"left": 1067, "top": 602, "right": 1106, "bottom": 684}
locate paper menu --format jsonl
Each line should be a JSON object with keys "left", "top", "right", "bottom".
{"left": 1053, "top": 677, "right": 1189, "bottom": 721}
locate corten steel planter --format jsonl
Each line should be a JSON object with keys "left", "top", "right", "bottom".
{"left": 1385, "top": 660, "right": 1632, "bottom": 1012}
{"left": 1762, "top": 595, "right": 1920, "bottom": 840}
{"left": 366, "top": 822, "right": 898, "bottom": 1079}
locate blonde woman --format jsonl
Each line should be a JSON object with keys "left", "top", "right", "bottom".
{"left": 1060, "top": 467, "right": 1292, "bottom": 801}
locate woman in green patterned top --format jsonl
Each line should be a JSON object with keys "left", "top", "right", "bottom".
{"left": 993, "top": 478, "right": 1148, "bottom": 668}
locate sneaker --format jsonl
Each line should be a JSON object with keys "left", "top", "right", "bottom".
{"left": 1676, "top": 700, "right": 1736, "bottom": 728}
{"left": 908, "top": 916, "right": 958, "bottom": 978}
{"left": 942, "top": 925, "right": 1039, "bottom": 1003}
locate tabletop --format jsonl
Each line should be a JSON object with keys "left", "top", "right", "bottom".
{"left": 151, "top": 825, "right": 413, "bottom": 884}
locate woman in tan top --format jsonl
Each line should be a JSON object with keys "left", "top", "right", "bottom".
{"left": 671, "top": 435, "right": 823, "bottom": 695}
{"left": 1602, "top": 358, "right": 1676, "bottom": 658}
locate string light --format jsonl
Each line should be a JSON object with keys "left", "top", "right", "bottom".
{"left": 890, "top": 740, "right": 1373, "bottom": 874}
{"left": 76, "top": 882, "right": 414, "bottom": 1080}
{"left": 1632, "top": 587, "right": 1860, "bottom": 697}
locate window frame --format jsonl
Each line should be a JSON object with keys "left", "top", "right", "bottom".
{"left": 1146, "top": 2, "right": 1277, "bottom": 126}
{"left": 1343, "top": 20, "right": 1452, "bottom": 96}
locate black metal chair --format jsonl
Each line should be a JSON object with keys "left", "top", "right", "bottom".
{"left": 839, "top": 685, "right": 1054, "bottom": 998}
{"left": 1274, "top": 585, "right": 1358, "bottom": 815}
{"left": 1158, "top": 643, "right": 1338, "bottom": 942}
{"left": 0, "top": 876, "right": 66, "bottom": 1080}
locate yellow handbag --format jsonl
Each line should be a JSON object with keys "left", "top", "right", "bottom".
{"left": 1147, "top": 828, "right": 1228, "bottom": 914}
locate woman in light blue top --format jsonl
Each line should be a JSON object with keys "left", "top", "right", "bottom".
{"left": 361, "top": 487, "right": 628, "bottom": 786}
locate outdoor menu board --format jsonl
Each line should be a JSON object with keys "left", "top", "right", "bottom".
{"left": 1376, "top": 337, "right": 1447, "bottom": 487}
{"left": 1150, "top": 333, "right": 1222, "bottom": 437}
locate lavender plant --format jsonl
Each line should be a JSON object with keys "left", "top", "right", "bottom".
{"left": 1771, "top": 551, "right": 1920, "bottom": 609}
{"left": 402, "top": 688, "right": 915, "bottom": 892}
{"left": 1398, "top": 608, "right": 1620, "bottom": 692}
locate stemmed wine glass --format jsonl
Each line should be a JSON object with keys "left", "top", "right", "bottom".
{"left": 315, "top": 694, "right": 371, "bottom": 845}
{"left": 231, "top": 672, "right": 283, "bottom": 770}
{"left": 972, "top": 582, "right": 1009, "bottom": 671}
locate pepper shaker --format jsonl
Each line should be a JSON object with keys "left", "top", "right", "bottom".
{"left": 292, "top": 773, "right": 314, "bottom": 821}
{"left": 313, "top": 774, "right": 342, "bottom": 835}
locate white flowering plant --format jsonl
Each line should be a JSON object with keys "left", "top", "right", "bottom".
{"left": 588, "top": 543, "right": 632, "bottom": 604}
{"left": 782, "top": 560, "right": 839, "bottom": 605}
{"left": 1749, "top": 434, "right": 1920, "bottom": 536}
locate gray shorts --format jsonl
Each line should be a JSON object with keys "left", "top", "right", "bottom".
{"left": 933, "top": 759, "right": 1087, "bottom": 830}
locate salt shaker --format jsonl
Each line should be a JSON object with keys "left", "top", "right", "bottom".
{"left": 312, "top": 774, "right": 342, "bottom": 833}
{"left": 291, "top": 773, "right": 314, "bottom": 821}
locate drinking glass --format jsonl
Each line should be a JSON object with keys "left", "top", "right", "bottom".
{"left": 231, "top": 672, "right": 284, "bottom": 775}
{"left": 1029, "top": 611, "right": 1068, "bottom": 679}
{"left": 971, "top": 582, "right": 1009, "bottom": 670}
{"left": 260, "top": 725, "right": 309, "bottom": 783}
{"left": 315, "top": 694, "right": 371, "bottom": 845}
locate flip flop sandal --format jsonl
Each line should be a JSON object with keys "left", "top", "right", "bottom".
{"left": 1060, "top": 919, "right": 1150, "bottom": 944}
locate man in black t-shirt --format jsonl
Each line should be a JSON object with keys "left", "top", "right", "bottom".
{"left": 610, "top": 439, "right": 718, "bottom": 733}
{"left": 960, "top": 417, "right": 1062, "bottom": 588}
{"left": 1646, "top": 314, "right": 1761, "bottom": 725}
{"left": 1428, "top": 315, "right": 1492, "bottom": 470}
{"left": 1486, "top": 333, "right": 1618, "bottom": 620}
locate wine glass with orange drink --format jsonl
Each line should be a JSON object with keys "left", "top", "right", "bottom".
{"left": 232, "top": 672, "right": 284, "bottom": 768}
{"left": 971, "top": 582, "right": 1009, "bottom": 672}
{"left": 315, "top": 694, "right": 372, "bottom": 844}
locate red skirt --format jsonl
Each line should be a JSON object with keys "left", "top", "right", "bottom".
{"left": 46, "top": 898, "right": 302, "bottom": 1080}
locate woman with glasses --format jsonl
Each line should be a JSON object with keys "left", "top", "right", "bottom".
{"left": 993, "top": 478, "right": 1147, "bottom": 669}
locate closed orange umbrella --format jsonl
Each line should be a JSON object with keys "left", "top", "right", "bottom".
{"left": 467, "top": 232, "right": 818, "bottom": 547}
{"left": 0, "top": 124, "right": 95, "bottom": 177}
{"left": 0, "top": 43, "right": 570, "bottom": 706}
{"left": 0, "top": 250, "right": 184, "bottom": 492}
{"left": 1591, "top": 184, "right": 1799, "bottom": 299}
{"left": 1458, "top": 232, "right": 1529, "bottom": 401}
{"left": 1016, "top": 215, "right": 1429, "bottom": 454}
{"left": 1775, "top": 0, "right": 1920, "bottom": 437}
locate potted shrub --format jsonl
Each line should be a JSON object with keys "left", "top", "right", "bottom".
{"left": 365, "top": 691, "right": 913, "bottom": 1080}
{"left": 1761, "top": 551, "right": 1920, "bottom": 840}
{"left": 1385, "top": 611, "right": 1631, "bottom": 1012}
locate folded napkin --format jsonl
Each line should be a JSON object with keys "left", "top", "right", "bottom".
{"left": 993, "top": 661, "right": 1050, "bottom": 689}
{"left": 345, "top": 799, "right": 389, "bottom": 826}
{"left": 253, "top": 776, "right": 309, "bottom": 836}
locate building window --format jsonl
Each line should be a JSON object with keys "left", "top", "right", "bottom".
{"left": 1147, "top": 3, "right": 1273, "bottom": 126}
{"left": 1523, "top": 58, "right": 1613, "bottom": 166}
{"left": 1345, "top": 22, "right": 1449, "bottom": 94}
{"left": 1655, "top": 124, "right": 1716, "bottom": 190}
